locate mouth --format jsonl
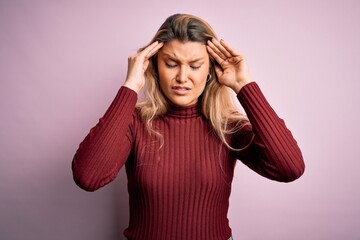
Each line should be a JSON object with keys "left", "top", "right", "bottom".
{"left": 172, "top": 86, "right": 191, "bottom": 95}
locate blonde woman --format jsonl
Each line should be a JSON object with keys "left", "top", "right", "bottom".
{"left": 72, "top": 13, "right": 305, "bottom": 240}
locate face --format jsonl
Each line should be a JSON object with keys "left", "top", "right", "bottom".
{"left": 157, "top": 40, "right": 210, "bottom": 107}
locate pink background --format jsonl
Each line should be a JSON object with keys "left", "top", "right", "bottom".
{"left": 1, "top": 0, "right": 359, "bottom": 239}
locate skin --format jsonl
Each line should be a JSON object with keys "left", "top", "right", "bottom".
{"left": 157, "top": 40, "right": 210, "bottom": 106}
{"left": 206, "top": 39, "right": 254, "bottom": 93}
{"left": 124, "top": 38, "right": 254, "bottom": 106}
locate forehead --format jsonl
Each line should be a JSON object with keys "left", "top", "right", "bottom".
{"left": 159, "top": 40, "right": 208, "bottom": 60}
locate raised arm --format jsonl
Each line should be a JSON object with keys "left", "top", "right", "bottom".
{"left": 207, "top": 38, "right": 304, "bottom": 182}
{"left": 234, "top": 82, "right": 305, "bottom": 182}
{"left": 72, "top": 87, "right": 137, "bottom": 191}
{"left": 72, "top": 41, "right": 164, "bottom": 191}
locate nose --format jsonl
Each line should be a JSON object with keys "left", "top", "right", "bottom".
{"left": 176, "top": 66, "right": 188, "bottom": 83}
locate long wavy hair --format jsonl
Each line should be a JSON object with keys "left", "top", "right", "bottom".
{"left": 136, "top": 13, "right": 252, "bottom": 151}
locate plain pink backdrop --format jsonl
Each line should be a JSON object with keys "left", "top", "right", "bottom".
{"left": 1, "top": 0, "right": 359, "bottom": 239}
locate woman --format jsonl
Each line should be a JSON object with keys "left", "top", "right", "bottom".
{"left": 72, "top": 13, "right": 305, "bottom": 240}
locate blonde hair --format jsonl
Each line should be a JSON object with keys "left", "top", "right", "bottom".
{"left": 136, "top": 13, "right": 252, "bottom": 151}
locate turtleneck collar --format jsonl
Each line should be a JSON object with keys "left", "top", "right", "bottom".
{"left": 166, "top": 102, "right": 202, "bottom": 118}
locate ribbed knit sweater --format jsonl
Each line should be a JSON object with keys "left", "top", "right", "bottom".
{"left": 72, "top": 82, "right": 305, "bottom": 240}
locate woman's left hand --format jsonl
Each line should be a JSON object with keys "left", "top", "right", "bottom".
{"left": 207, "top": 39, "right": 254, "bottom": 93}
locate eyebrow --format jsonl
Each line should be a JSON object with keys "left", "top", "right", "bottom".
{"left": 162, "top": 53, "right": 205, "bottom": 64}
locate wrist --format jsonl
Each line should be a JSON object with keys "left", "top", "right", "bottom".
{"left": 123, "top": 79, "right": 142, "bottom": 93}
{"left": 232, "top": 79, "right": 254, "bottom": 94}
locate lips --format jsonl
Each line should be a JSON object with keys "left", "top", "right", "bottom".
{"left": 172, "top": 86, "right": 191, "bottom": 95}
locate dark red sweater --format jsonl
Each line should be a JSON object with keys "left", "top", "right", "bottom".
{"left": 72, "top": 82, "right": 305, "bottom": 240}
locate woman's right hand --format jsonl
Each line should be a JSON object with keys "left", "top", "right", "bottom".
{"left": 123, "top": 41, "right": 164, "bottom": 93}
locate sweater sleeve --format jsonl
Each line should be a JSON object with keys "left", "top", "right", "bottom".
{"left": 233, "top": 82, "right": 305, "bottom": 182}
{"left": 72, "top": 86, "right": 137, "bottom": 191}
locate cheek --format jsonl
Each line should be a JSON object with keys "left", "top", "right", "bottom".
{"left": 158, "top": 69, "right": 172, "bottom": 92}
{"left": 158, "top": 64, "right": 174, "bottom": 82}
{"left": 196, "top": 79, "right": 207, "bottom": 94}
{"left": 158, "top": 79, "right": 168, "bottom": 94}
{"left": 193, "top": 69, "right": 209, "bottom": 87}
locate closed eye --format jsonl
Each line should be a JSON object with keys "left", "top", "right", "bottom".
{"left": 165, "top": 62, "right": 177, "bottom": 68}
{"left": 190, "top": 65, "right": 201, "bottom": 70}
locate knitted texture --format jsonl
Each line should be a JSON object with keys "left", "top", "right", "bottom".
{"left": 72, "top": 82, "right": 305, "bottom": 240}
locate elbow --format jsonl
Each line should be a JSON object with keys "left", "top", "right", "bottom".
{"left": 280, "top": 167, "right": 305, "bottom": 182}
{"left": 73, "top": 174, "right": 99, "bottom": 192}
{"left": 279, "top": 160, "right": 305, "bottom": 183}
{"left": 72, "top": 160, "right": 99, "bottom": 192}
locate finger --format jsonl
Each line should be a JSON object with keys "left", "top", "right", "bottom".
{"left": 219, "top": 39, "right": 244, "bottom": 59}
{"left": 206, "top": 43, "right": 225, "bottom": 65}
{"left": 139, "top": 41, "right": 163, "bottom": 59}
{"left": 211, "top": 38, "right": 232, "bottom": 58}
{"left": 143, "top": 60, "right": 150, "bottom": 71}
{"left": 145, "top": 41, "right": 164, "bottom": 59}
{"left": 207, "top": 40, "right": 227, "bottom": 60}
{"left": 214, "top": 65, "right": 223, "bottom": 78}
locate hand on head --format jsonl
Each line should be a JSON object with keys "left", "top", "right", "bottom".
{"left": 207, "top": 39, "right": 254, "bottom": 93}
{"left": 124, "top": 41, "right": 164, "bottom": 93}
{"left": 124, "top": 39, "right": 254, "bottom": 94}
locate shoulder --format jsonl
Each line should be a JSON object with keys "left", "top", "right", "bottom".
{"left": 132, "top": 106, "right": 144, "bottom": 123}
{"left": 227, "top": 111, "right": 251, "bottom": 131}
